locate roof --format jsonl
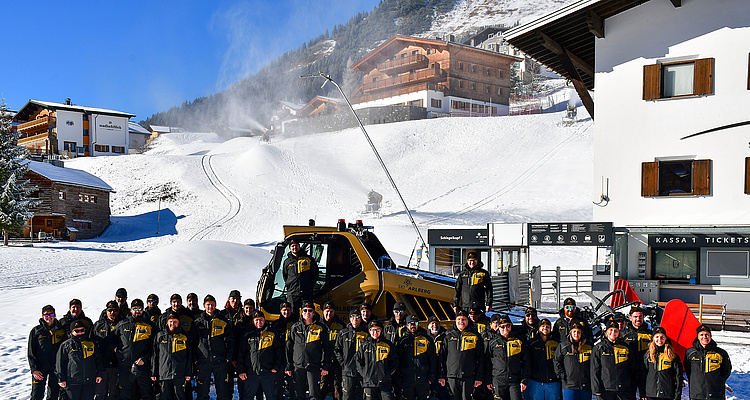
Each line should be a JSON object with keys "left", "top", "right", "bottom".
{"left": 14, "top": 100, "right": 135, "bottom": 121}
{"left": 128, "top": 121, "right": 150, "bottom": 135}
{"left": 504, "top": 0, "right": 654, "bottom": 90}
{"left": 278, "top": 101, "right": 305, "bottom": 111}
{"left": 24, "top": 160, "right": 114, "bottom": 192}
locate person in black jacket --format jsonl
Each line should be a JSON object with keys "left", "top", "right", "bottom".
{"left": 56, "top": 320, "right": 103, "bottom": 400}
{"left": 426, "top": 316, "right": 450, "bottom": 400}
{"left": 184, "top": 292, "right": 201, "bottom": 400}
{"left": 145, "top": 294, "right": 161, "bottom": 325}
{"left": 186, "top": 293, "right": 202, "bottom": 319}
{"left": 641, "top": 327, "right": 682, "bottom": 400}
{"left": 524, "top": 319, "right": 560, "bottom": 400}
{"left": 356, "top": 320, "right": 398, "bottom": 400}
{"left": 286, "top": 300, "right": 330, "bottom": 400}
{"left": 621, "top": 306, "right": 652, "bottom": 400}
{"left": 361, "top": 303, "right": 378, "bottom": 327}
{"left": 28, "top": 305, "right": 66, "bottom": 400}
{"left": 591, "top": 320, "right": 634, "bottom": 400}
{"left": 397, "top": 315, "right": 437, "bottom": 400}
{"left": 384, "top": 302, "right": 407, "bottom": 345}
{"left": 552, "top": 299, "right": 592, "bottom": 345}
{"left": 235, "top": 299, "right": 262, "bottom": 400}
{"left": 92, "top": 301, "right": 123, "bottom": 400}
{"left": 484, "top": 314, "right": 524, "bottom": 400}
{"left": 238, "top": 310, "right": 284, "bottom": 400}
{"left": 468, "top": 304, "right": 492, "bottom": 335}
{"left": 553, "top": 323, "right": 592, "bottom": 400}
{"left": 60, "top": 298, "right": 94, "bottom": 336}
{"left": 513, "top": 307, "right": 540, "bottom": 343}
{"left": 112, "top": 299, "right": 156, "bottom": 400}
{"left": 158, "top": 294, "right": 195, "bottom": 334}
{"left": 193, "top": 294, "right": 234, "bottom": 400}
{"left": 453, "top": 252, "right": 493, "bottom": 313}
{"left": 282, "top": 240, "right": 319, "bottom": 319}
{"left": 321, "top": 301, "right": 346, "bottom": 400}
{"left": 223, "top": 290, "right": 243, "bottom": 400}
{"left": 151, "top": 313, "right": 192, "bottom": 400}
{"left": 439, "top": 310, "right": 484, "bottom": 400}
{"left": 335, "top": 308, "right": 369, "bottom": 400}
{"left": 684, "top": 324, "right": 731, "bottom": 400}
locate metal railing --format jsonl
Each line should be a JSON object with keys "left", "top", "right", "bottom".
{"left": 377, "top": 54, "right": 429, "bottom": 73}
{"left": 540, "top": 266, "right": 594, "bottom": 310}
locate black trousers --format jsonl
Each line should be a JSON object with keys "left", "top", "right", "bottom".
{"left": 400, "top": 380, "right": 430, "bottom": 400}
{"left": 196, "top": 360, "right": 229, "bottom": 400}
{"left": 64, "top": 384, "right": 96, "bottom": 400}
{"left": 293, "top": 368, "right": 323, "bottom": 400}
{"left": 94, "top": 367, "right": 119, "bottom": 400}
{"left": 447, "top": 378, "right": 474, "bottom": 400}
{"left": 243, "top": 372, "right": 278, "bottom": 400}
{"left": 321, "top": 366, "right": 342, "bottom": 400}
{"left": 31, "top": 371, "right": 60, "bottom": 400}
{"left": 491, "top": 384, "right": 522, "bottom": 400}
{"left": 118, "top": 367, "right": 155, "bottom": 400}
{"left": 430, "top": 380, "right": 450, "bottom": 400}
{"left": 364, "top": 385, "right": 395, "bottom": 400}
{"left": 596, "top": 392, "right": 631, "bottom": 400}
{"left": 157, "top": 378, "right": 188, "bottom": 400}
{"left": 342, "top": 375, "right": 363, "bottom": 400}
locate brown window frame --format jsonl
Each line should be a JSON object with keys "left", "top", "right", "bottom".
{"left": 643, "top": 58, "right": 714, "bottom": 100}
{"left": 641, "top": 159, "right": 711, "bottom": 197}
{"left": 745, "top": 157, "right": 750, "bottom": 194}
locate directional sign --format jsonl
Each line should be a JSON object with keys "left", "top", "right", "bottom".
{"left": 527, "top": 222, "right": 613, "bottom": 246}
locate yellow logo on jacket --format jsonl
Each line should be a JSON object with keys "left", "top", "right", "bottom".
{"left": 637, "top": 332, "right": 653, "bottom": 352}
{"left": 307, "top": 325, "right": 323, "bottom": 343}
{"left": 705, "top": 352, "right": 723, "bottom": 373}
{"left": 461, "top": 333, "right": 478, "bottom": 351}
{"left": 472, "top": 271, "right": 485, "bottom": 286}
{"left": 545, "top": 340, "right": 558, "bottom": 360}
{"left": 614, "top": 345, "right": 629, "bottom": 364}
{"left": 260, "top": 331, "right": 276, "bottom": 350}
{"left": 81, "top": 341, "right": 96, "bottom": 359}
{"left": 298, "top": 257, "right": 311, "bottom": 273}
{"left": 507, "top": 338, "right": 522, "bottom": 357}
{"left": 376, "top": 342, "right": 391, "bottom": 362}
{"left": 414, "top": 336, "right": 429, "bottom": 356}
{"left": 211, "top": 319, "right": 227, "bottom": 338}
{"left": 579, "top": 345, "right": 592, "bottom": 363}
{"left": 134, "top": 323, "right": 152, "bottom": 342}
{"left": 172, "top": 334, "right": 188, "bottom": 353}
{"left": 52, "top": 329, "right": 65, "bottom": 345}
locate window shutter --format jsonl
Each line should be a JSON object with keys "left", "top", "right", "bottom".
{"left": 692, "top": 159, "right": 711, "bottom": 195}
{"left": 693, "top": 58, "right": 714, "bottom": 96}
{"left": 745, "top": 157, "right": 750, "bottom": 194}
{"left": 643, "top": 64, "right": 661, "bottom": 100}
{"left": 642, "top": 162, "right": 659, "bottom": 196}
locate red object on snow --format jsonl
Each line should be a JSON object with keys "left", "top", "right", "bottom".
{"left": 609, "top": 279, "right": 643, "bottom": 308}
{"left": 660, "top": 299, "right": 701, "bottom": 360}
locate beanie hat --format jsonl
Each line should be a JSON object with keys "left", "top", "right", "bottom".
{"left": 204, "top": 294, "right": 216, "bottom": 304}
{"left": 612, "top": 312, "right": 626, "bottom": 322}
{"left": 570, "top": 322, "right": 584, "bottom": 333}
{"left": 69, "top": 298, "right": 82, "bottom": 307}
{"left": 455, "top": 309, "right": 469, "bottom": 319}
{"left": 490, "top": 314, "right": 502, "bottom": 322}
{"left": 393, "top": 302, "right": 405, "bottom": 311}
{"left": 496, "top": 314, "right": 512, "bottom": 325}
{"left": 323, "top": 301, "right": 336, "bottom": 310}
{"left": 70, "top": 320, "right": 86, "bottom": 331}
{"left": 167, "top": 312, "right": 180, "bottom": 322}
{"left": 406, "top": 315, "right": 420, "bottom": 324}
{"left": 653, "top": 326, "right": 667, "bottom": 337}
{"left": 360, "top": 303, "right": 372, "bottom": 311}
{"left": 131, "top": 299, "right": 144, "bottom": 308}
{"left": 469, "top": 302, "right": 483, "bottom": 314}
{"left": 301, "top": 300, "right": 315, "bottom": 310}
{"left": 427, "top": 315, "right": 439, "bottom": 325}
{"left": 106, "top": 301, "right": 119, "bottom": 311}
{"left": 696, "top": 324, "right": 711, "bottom": 335}
{"left": 563, "top": 298, "right": 576, "bottom": 306}
{"left": 229, "top": 290, "right": 241, "bottom": 298}
{"left": 525, "top": 307, "right": 538, "bottom": 316}
{"left": 349, "top": 308, "right": 361, "bottom": 317}
{"left": 280, "top": 301, "right": 292, "bottom": 310}
{"left": 244, "top": 299, "right": 255, "bottom": 307}
{"left": 187, "top": 293, "right": 198, "bottom": 301}
{"left": 170, "top": 293, "right": 182, "bottom": 302}
{"left": 467, "top": 251, "right": 478, "bottom": 260}
{"left": 605, "top": 320, "right": 619, "bottom": 331}
{"left": 116, "top": 288, "right": 128, "bottom": 298}
{"left": 539, "top": 318, "right": 552, "bottom": 328}
{"left": 147, "top": 294, "right": 159, "bottom": 303}
{"left": 42, "top": 305, "right": 55, "bottom": 314}
{"left": 252, "top": 310, "right": 265, "bottom": 320}
{"left": 368, "top": 320, "right": 383, "bottom": 329}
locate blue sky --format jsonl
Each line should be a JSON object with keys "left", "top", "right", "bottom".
{"left": 2, "top": 1, "right": 381, "bottom": 122}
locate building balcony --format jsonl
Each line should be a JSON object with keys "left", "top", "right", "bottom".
{"left": 17, "top": 132, "right": 52, "bottom": 146}
{"left": 377, "top": 54, "right": 429, "bottom": 75}
{"left": 17, "top": 115, "right": 54, "bottom": 134}
{"left": 352, "top": 82, "right": 448, "bottom": 104}
{"left": 362, "top": 66, "right": 445, "bottom": 94}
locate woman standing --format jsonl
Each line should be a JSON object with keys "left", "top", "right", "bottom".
{"left": 641, "top": 327, "right": 683, "bottom": 400}
{"left": 553, "top": 323, "right": 592, "bottom": 400}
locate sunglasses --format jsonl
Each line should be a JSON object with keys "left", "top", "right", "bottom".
{"left": 106, "top": 309, "right": 119, "bottom": 313}
{"left": 393, "top": 310, "right": 404, "bottom": 313}
{"left": 73, "top": 328, "right": 86, "bottom": 334}
{"left": 499, "top": 324, "right": 512, "bottom": 329}
{"left": 131, "top": 308, "right": 144, "bottom": 312}
{"left": 43, "top": 313, "right": 56, "bottom": 317}
{"left": 564, "top": 305, "right": 576, "bottom": 310}
{"left": 302, "top": 309, "right": 314, "bottom": 313}
{"left": 407, "top": 321, "right": 419, "bottom": 326}
{"left": 350, "top": 315, "right": 362, "bottom": 319}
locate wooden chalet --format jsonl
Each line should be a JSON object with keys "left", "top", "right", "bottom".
{"left": 23, "top": 161, "right": 113, "bottom": 240}
{"left": 298, "top": 96, "right": 344, "bottom": 118}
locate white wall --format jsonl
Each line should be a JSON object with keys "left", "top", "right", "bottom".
{"left": 55, "top": 110, "right": 84, "bottom": 153}
{"left": 91, "top": 114, "right": 129, "bottom": 156}
{"left": 593, "top": 0, "right": 750, "bottom": 226}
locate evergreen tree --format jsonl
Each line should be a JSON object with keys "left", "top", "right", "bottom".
{"left": 509, "top": 61, "right": 522, "bottom": 95}
{"left": 0, "top": 99, "right": 36, "bottom": 245}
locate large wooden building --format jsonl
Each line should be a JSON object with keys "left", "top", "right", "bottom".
{"left": 13, "top": 99, "right": 134, "bottom": 158}
{"left": 350, "top": 35, "right": 521, "bottom": 117}
{"left": 23, "top": 161, "right": 113, "bottom": 240}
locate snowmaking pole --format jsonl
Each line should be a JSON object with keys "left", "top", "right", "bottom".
{"left": 301, "top": 72, "right": 427, "bottom": 268}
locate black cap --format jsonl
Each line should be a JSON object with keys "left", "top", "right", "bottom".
{"left": 525, "top": 307, "right": 537, "bottom": 316}
{"left": 167, "top": 312, "right": 180, "bottom": 321}
{"left": 170, "top": 293, "right": 182, "bottom": 302}
{"left": 42, "top": 305, "right": 55, "bottom": 314}
{"left": 349, "top": 309, "right": 361, "bottom": 317}
{"left": 368, "top": 320, "right": 383, "bottom": 329}
{"left": 467, "top": 251, "right": 478, "bottom": 260}
{"left": 563, "top": 298, "right": 576, "bottom": 306}
{"left": 496, "top": 314, "right": 512, "bottom": 325}
{"left": 252, "top": 310, "right": 265, "bottom": 320}
{"left": 469, "top": 303, "right": 482, "bottom": 314}
{"left": 605, "top": 320, "right": 619, "bottom": 331}
{"left": 613, "top": 312, "right": 626, "bottom": 322}
{"left": 393, "top": 302, "right": 405, "bottom": 311}
{"left": 323, "top": 301, "right": 335, "bottom": 310}
{"left": 69, "top": 298, "right": 82, "bottom": 307}
{"left": 131, "top": 298, "right": 144, "bottom": 308}
{"left": 455, "top": 309, "right": 469, "bottom": 318}
{"left": 116, "top": 288, "right": 127, "bottom": 298}
{"left": 229, "top": 290, "right": 241, "bottom": 298}
{"left": 70, "top": 320, "right": 86, "bottom": 331}
{"left": 280, "top": 301, "right": 292, "bottom": 310}
{"left": 301, "top": 300, "right": 315, "bottom": 310}
{"left": 570, "top": 322, "right": 584, "bottom": 333}
{"left": 406, "top": 315, "right": 420, "bottom": 324}
{"left": 187, "top": 293, "right": 198, "bottom": 301}
{"left": 106, "top": 301, "right": 119, "bottom": 311}
{"left": 360, "top": 303, "right": 372, "bottom": 311}
{"left": 204, "top": 294, "right": 216, "bottom": 304}
{"left": 147, "top": 294, "right": 159, "bottom": 303}
{"left": 427, "top": 316, "right": 439, "bottom": 325}
{"left": 244, "top": 299, "right": 255, "bottom": 307}
{"left": 539, "top": 318, "right": 552, "bottom": 328}
{"left": 490, "top": 314, "right": 502, "bottom": 322}
{"left": 653, "top": 326, "right": 667, "bottom": 336}
{"left": 696, "top": 324, "right": 711, "bottom": 335}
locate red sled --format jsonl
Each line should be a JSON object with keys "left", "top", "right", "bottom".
{"left": 609, "top": 279, "right": 643, "bottom": 308}
{"left": 659, "top": 299, "right": 701, "bottom": 360}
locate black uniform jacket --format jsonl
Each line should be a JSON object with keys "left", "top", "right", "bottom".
{"left": 59, "top": 311, "right": 94, "bottom": 336}
{"left": 287, "top": 319, "right": 331, "bottom": 371}
{"left": 591, "top": 337, "right": 634, "bottom": 394}
{"left": 335, "top": 322, "right": 369, "bottom": 377}
{"left": 192, "top": 311, "right": 234, "bottom": 363}
{"left": 553, "top": 338, "right": 592, "bottom": 391}
{"left": 92, "top": 315, "right": 122, "bottom": 368}
{"left": 552, "top": 309, "right": 593, "bottom": 345}
{"left": 113, "top": 315, "right": 156, "bottom": 369}
{"left": 684, "top": 338, "right": 732, "bottom": 400}
{"left": 356, "top": 336, "right": 398, "bottom": 388}
{"left": 384, "top": 315, "right": 407, "bottom": 344}
{"left": 396, "top": 328, "right": 438, "bottom": 384}
{"left": 622, "top": 323, "right": 652, "bottom": 382}
{"left": 324, "top": 315, "right": 346, "bottom": 345}
{"left": 524, "top": 334, "right": 560, "bottom": 383}
{"left": 158, "top": 306, "right": 195, "bottom": 333}
{"left": 151, "top": 327, "right": 192, "bottom": 380}
{"left": 145, "top": 306, "right": 161, "bottom": 325}
{"left": 485, "top": 333, "right": 524, "bottom": 386}
{"left": 453, "top": 263, "right": 493, "bottom": 310}
{"left": 641, "top": 346, "right": 683, "bottom": 400}
{"left": 28, "top": 318, "right": 66, "bottom": 374}
{"left": 440, "top": 326, "right": 484, "bottom": 380}
{"left": 56, "top": 335, "right": 103, "bottom": 385}
{"left": 238, "top": 324, "right": 284, "bottom": 376}
{"left": 282, "top": 250, "right": 319, "bottom": 301}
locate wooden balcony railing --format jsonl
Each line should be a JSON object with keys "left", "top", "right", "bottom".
{"left": 352, "top": 83, "right": 448, "bottom": 104}
{"left": 17, "top": 132, "right": 52, "bottom": 145}
{"left": 16, "top": 115, "right": 54, "bottom": 133}
{"left": 377, "top": 54, "right": 429, "bottom": 74}
{"left": 362, "top": 67, "right": 444, "bottom": 93}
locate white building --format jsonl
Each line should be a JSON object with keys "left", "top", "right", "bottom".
{"left": 507, "top": 0, "right": 750, "bottom": 308}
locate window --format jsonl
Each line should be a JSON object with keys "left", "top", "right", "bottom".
{"left": 471, "top": 83, "right": 476, "bottom": 91}
{"left": 706, "top": 250, "right": 750, "bottom": 278}
{"left": 457, "top": 80, "right": 463, "bottom": 89}
{"left": 63, "top": 141, "right": 77, "bottom": 152}
{"left": 59, "top": 191, "right": 66, "bottom": 200}
{"left": 412, "top": 50, "right": 419, "bottom": 55}
{"left": 653, "top": 249, "right": 698, "bottom": 281}
{"left": 73, "top": 220, "right": 92, "bottom": 229}
{"left": 641, "top": 159, "right": 711, "bottom": 196}
{"left": 112, "top": 146, "right": 125, "bottom": 154}
{"left": 407, "top": 99, "right": 423, "bottom": 107}
{"left": 746, "top": 157, "right": 750, "bottom": 194}
{"left": 78, "top": 194, "right": 98, "bottom": 203}
{"left": 95, "top": 144, "right": 109, "bottom": 152}
{"left": 486, "top": 68, "right": 491, "bottom": 76}
{"left": 643, "top": 58, "right": 713, "bottom": 99}
{"left": 471, "top": 65, "right": 476, "bottom": 73}
{"left": 431, "top": 99, "right": 442, "bottom": 108}
{"left": 427, "top": 49, "right": 434, "bottom": 55}
{"left": 401, "top": 53, "right": 407, "bottom": 58}
{"left": 82, "top": 115, "right": 88, "bottom": 121}
{"left": 83, "top": 129, "right": 88, "bottom": 136}
{"left": 458, "top": 62, "right": 463, "bottom": 71}
{"left": 485, "top": 85, "right": 491, "bottom": 94}
{"left": 498, "top": 70, "right": 504, "bottom": 78}
{"left": 497, "top": 88, "right": 503, "bottom": 96}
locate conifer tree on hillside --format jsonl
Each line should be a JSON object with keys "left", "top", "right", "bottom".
{"left": 0, "top": 99, "right": 36, "bottom": 245}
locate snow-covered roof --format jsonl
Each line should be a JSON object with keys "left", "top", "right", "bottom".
{"left": 24, "top": 160, "right": 114, "bottom": 192}
{"left": 279, "top": 101, "right": 305, "bottom": 111}
{"left": 15, "top": 100, "right": 135, "bottom": 120}
{"left": 150, "top": 125, "right": 184, "bottom": 133}
{"left": 128, "top": 121, "right": 150, "bottom": 135}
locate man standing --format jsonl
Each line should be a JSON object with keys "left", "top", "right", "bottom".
{"left": 360, "top": 303, "right": 377, "bottom": 327}
{"left": 28, "top": 305, "right": 66, "bottom": 400}
{"left": 356, "top": 320, "right": 398, "bottom": 400}
{"left": 286, "top": 300, "right": 330, "bottom": 400}
{"left": 145, "top": 294, "right": 161, "bottom": 325}
{"left": 468, "top": 304, "right": 491, "bottom": 334}
{"left": 158, "top": 294, "right": 194, "bottom": 334}
{"left": 56, "top": 320, "right": 103, "bottom": 400}
{"left": 453, "top": 252, "right": 493, "bottom": 313}
{"left": 591, "top": 320, "right": 634, "bottom": 400}
{"left": 113, "top": 299, "right": 156, "bottom": 400}
{"left": 485, "top": 315, "right": 524, "bottom": 400}
{"left": 513, "top": 307, "right": 540, "bottom": 343}
{"left": 92, "top": 301, "right": 123, "bottom": 400}
{"left": 384, "top": 302, "right": 408, "bottom": 344}
{"left": 116, "top": 288, "right": 130, "bottom": 314}
{"left": 60, "top": 299, "right": 94, "bottom": 335}
{"left": 186, "top": 293, "right": 202, "bottom": 319}
{"left": 426, "top": 316, "right": 449, "bottom": 400}
{"left": 151, "top": 313, "right": 192, "bottom": 400}
{"left": 238, "top": 310, "right": 284, "bottom": 400}
{"left": 193, "top": 294, "right": 234, "bottom": 400}
{"left": 396, "top": 315, "right": 437, "bottom": 400}
{"left": 621, "top": 306, "right": 651, "bottom": 400}
{"left": 523, "top": 319, "right": 560, "bottom": 400}
{"left": 552, "top": 298, "right": 592, "bottom": 344}
{"left": 335, "top": 309, "right": 369, "bottom": 400}
{"left": 439, "top": 310, "right": 483, "bottom": 400}
{"left": 321, "top": 301, "right": 345, "bottom": 400}
{"left": 223, "top": 290, "right": 243, "bottom": 399}
{"left": 684, "top": 324, "right": 732, "bottom": 400}
{"left": 282, "top": 240, "right": 319, "bottom": 318}
{"left": 235, "top": 299, "right": 260, "bottom": 400}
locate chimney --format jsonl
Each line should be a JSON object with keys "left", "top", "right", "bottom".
{"left": 64, "top": 98, "right": 72, "bottom": 105}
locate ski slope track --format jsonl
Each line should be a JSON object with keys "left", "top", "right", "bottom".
{"left": 190, "top": 154, "right": 243, "bottom": 241}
